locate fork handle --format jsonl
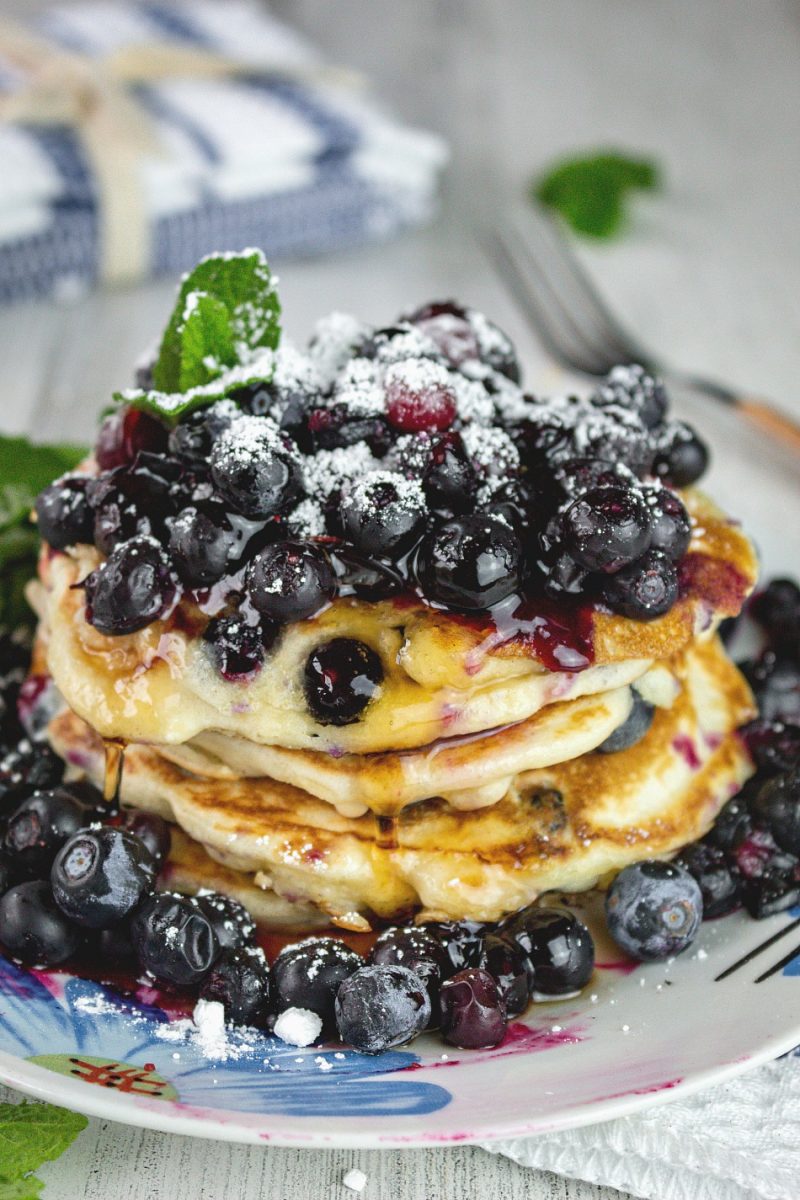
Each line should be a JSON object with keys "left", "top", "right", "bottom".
{"left": 737, "top": 397, "right": 800, "bottom": 454}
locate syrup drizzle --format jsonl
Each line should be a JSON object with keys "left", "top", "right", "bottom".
{"left": 102, "top": 738, "right": 126, "bottom": 809}
{"left": 375, "top": 814, "right": 398, "bottom": 849}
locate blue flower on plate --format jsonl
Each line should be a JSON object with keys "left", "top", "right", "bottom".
{"left": 782, "top": 906, "right": 800, "bottom": 977}
{"left": 0, "top": 956, "right": 451, "bottom": 1118}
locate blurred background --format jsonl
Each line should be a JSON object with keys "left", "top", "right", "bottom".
{"left": 0, "top": 0, "right": 798, "bottom": 469}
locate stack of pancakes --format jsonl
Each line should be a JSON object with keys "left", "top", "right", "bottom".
{"left": 37, "top": 486, "right": 757, "bottom": 931}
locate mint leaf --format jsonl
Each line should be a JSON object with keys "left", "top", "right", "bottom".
{"left": 0, "top": 1101, "right": 87, "bottom": 1193}
{"left": 0, "top": 435, "right": 88, "bottom": 632}
{"left": 0, "top": 1174, "right": 44, "bottom": 1200}
{"left": 534, "top": 151, "right": 660, "bottom": 239}
{"left": 0, "top": 438, "right": 86, "bottom": 531}
{"left": 152, "top": 249, "right": 281, "bottom": 395}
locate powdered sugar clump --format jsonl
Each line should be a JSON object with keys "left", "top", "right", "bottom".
{"left": 340, "top": 470, "right": 425, "bottom": 517}
{"left": 461, "top": 424, "right": 519, "bottom": 478}
{"left": 288, "top": 497, "right": 326, "bottom": 538}
{"left": 343, "top": 1168, "right": 368, "bottom": 1192}
{"left": 273, "top": 1006, "right": 323, "bottom": 1047}
{"left": 193, "top": 998, "right": 227, "bottom": 1058}
{"left": 309, "top": 311, "right": 369, "bottom": 385}
{"left": 334, "top": 358, "right": 385, "bottom": 417}
{"left": 302, "top": 442, "right": 378, "bottom": 500}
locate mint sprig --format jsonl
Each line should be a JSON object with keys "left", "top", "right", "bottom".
{"left": 0, "top": 435, "right": 87, "bottom": 631}
{"left": 0, "top": 1101, "right": 87, "bottom": 1197}
{"left": 119, "top": 249, "right": 282, "bottom": 423}
{"left": 534, "top": 151, "right": 660, "bottom": 239}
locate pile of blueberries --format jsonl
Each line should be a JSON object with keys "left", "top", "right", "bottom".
{"left": 34, "top": 301, "right": 708, "bottom": 716}
{"left": 604, "top": 578, "right": 800, "bottom": 957}
{"left": 673, "top": 576, "right": 800, "bottom": 921}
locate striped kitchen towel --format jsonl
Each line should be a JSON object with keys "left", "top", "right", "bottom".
{"left": 0, "top": 1, "right": 448, "bottom": 304}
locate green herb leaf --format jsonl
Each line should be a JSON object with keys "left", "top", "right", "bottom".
{"left": 534, "top": 151, "right": 660, "bottom": 239}
{"left": 0, "top": 438, "right": 86, "bottom": 532}
{"left": 0, "top": 1101, "right": 87, "bottom": 1196}
{"left": 0, "top": 435, "right": 88, "bottom": 632}
{"left": 0, "top": 1173, "right": 44, "bottom": 1200}
{"left": 154, "top": 249, "right": 281, "bottom": 393}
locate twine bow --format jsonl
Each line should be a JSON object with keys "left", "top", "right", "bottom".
{"left": 0, "top": 18, "right": 362, "bottom": 286}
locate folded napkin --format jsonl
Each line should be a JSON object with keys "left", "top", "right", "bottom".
{"left": 481, "top": 1051, "right": 800, "bottom": 1200}
{"left": 0, "top": 1, "right": 447, "bottom": 303}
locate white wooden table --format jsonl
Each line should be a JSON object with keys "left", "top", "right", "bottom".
{"left": 2, "top": 2, "right": 799, "bottom": 1197}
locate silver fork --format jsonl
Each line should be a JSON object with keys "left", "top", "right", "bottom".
{"left": 486, "top": 208, "right": 800, "bottom": 455}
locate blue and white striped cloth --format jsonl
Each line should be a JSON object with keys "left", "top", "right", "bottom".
{"left": 0, "top": 2, "right": 448, "bottom": 304}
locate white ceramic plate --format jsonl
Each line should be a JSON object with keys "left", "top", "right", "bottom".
{"left": 2, "top": 894, "right": 799, "bottom": 1147}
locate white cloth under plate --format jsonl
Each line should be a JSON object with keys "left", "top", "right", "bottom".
{"left": 482, "top": 1052, "right": 800, "bottom": 1200}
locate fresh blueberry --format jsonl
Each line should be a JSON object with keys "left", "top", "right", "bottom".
{"left": 4, "top": 788, "right": 92, "bottom": 875}
{"left": 653, "top": 422, "right": 709, "bottom": 486}
{"left": 117, "top": 810, "right": 171, "bottom": 870}
{"left": 335, "top": 963, "right": 431, "bottom": 1054}
{"left": 168, "top": 402, "right": 237, "bottom": 466}
{"left": 210, "top": 418, "right": 302, "bottom": 519}
{"left": 35, "top": 477, "right": 94, "bottom": 550}
{"left": 203, "top": 613, "right": 274, "bottom": 681}
{"left": 605, "top": 860, "right": 703, "bottom": 960}
{"left": 199, "top": 947, "right": 271, "bottom": 1027}
{"left": 84, "top": 536, "right": 175, "bottom": 636}
{"left": 272, "top": 937, "right": 362, "bottom": 1032}
{"left": 0, "top": 849, "right": 21, "bottom": 895}
{"left": 0, "top": 880, "right": 81, "bottom": 965}
{"left": 307, "top": 403, "right": 392, "bottom": 457}
{"left": 675, "top": 842, "right": 741, "bottom": 918}
{"left": 741, "top": 861, "right": 800, "bottom": 918}
{"left": 426, "top": 920, "right": 488, "bottom": 975}
{"left": 597, "top": 691, "right": 655, "bottom": 753}
{"left": 304, "top": 638, "right": 383, "bottom": 726}
{"left": 406, "top": 300, "right": 520, "bottom": 382}
{"left": 414, "top": 514, "right": 521, "bottom": 611}
{"left": 168, "top": 505, "right": 239, "bottom": 587}
{"left": 246, "top": 541, "right": 336, "bottom": 623}
{"left": 643, "top": 487, "right": 691, "bottom": 561}
{"left": 131, "top": 892, "right": 219, "bottom": 988}
{"left": 560, "top": 485, "right": 652, "bottom": 574}
{"left": 339, "top": 473, "right": 427, "bottom": 559}
{"left": 750, "top": 769, "right": 800, "bottom": 857}
{"left": 191, "top": 891, "right": 256, "bottom": 954}
{"left": 706, "top": 794, "right": 753, "bottom": 852}
{"left": 601, "top": 550, "right": 679, "bottom": 620}
{"left": 750, "top": 577, "right": 800, "bottom": 654}
{"left": 480, "top": 933, "right": 534, "bottom": 1018}
{"left": 0, "top": 740, "right": 64, "bottom": 806}
{"left": 88, "top": 472, "right": 150, "bottom": 556}
{"left": 421, "top": 432, "right": 479, "bottom": 514}
{"left": 592, "top": 364, "right": 668, "bottom": 430}
{"left": 440, "top": 968, "right": 507, "bottom": 1049}
{"left": 740, "top": 653, "right": 800, "bottom": 724}
{"left": 501, "top": 906, "right": 595, "bottom": 994}
{"left": 51, "top": 827, "right": 155, "bottom": 928}
{"left": 741, "top": 720, "right": 800, "bottom": 776}
{"left": 370, "top": 926, "right": 449, "bottom": 1024}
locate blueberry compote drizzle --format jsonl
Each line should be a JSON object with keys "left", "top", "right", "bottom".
{"left": 37, "top": 301, "right": 715, "bottom": 714}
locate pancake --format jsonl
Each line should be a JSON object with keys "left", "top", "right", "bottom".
{"left": 157, "top": 682, "right": 638, "bottom": 817}
{"left": 49, "top": 635, "right": 755, "bottom": 925}
{"left": 39, "top": 487, "right": 756, "bottom": 755}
